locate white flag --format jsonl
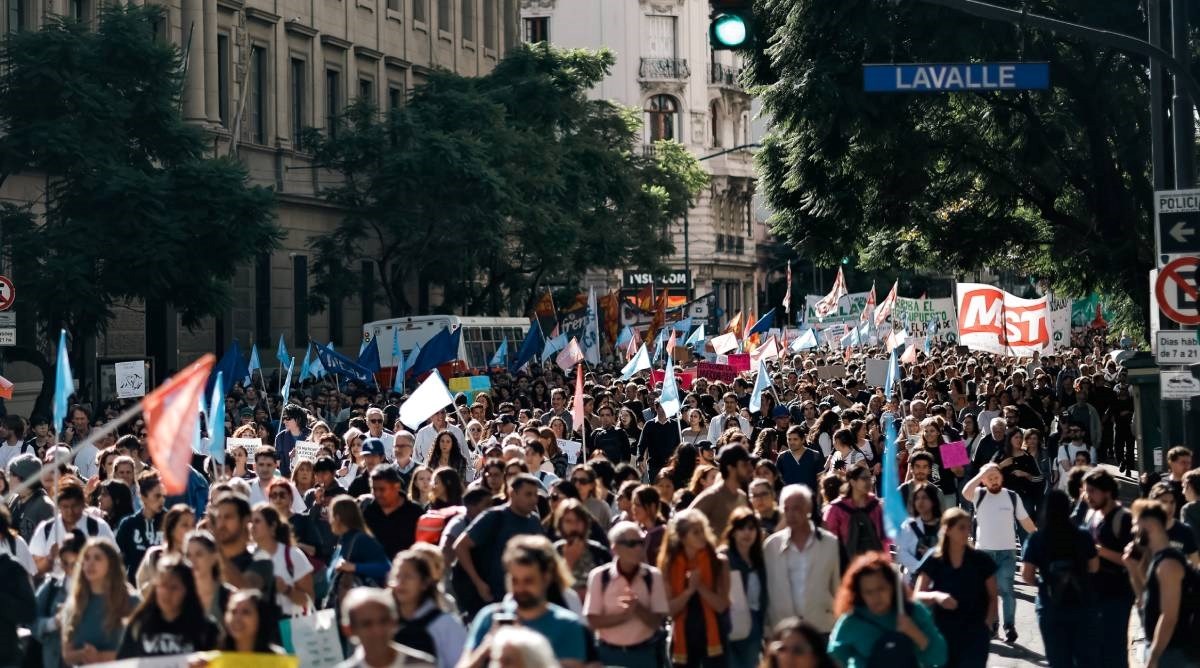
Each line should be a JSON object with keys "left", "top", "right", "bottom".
{"left": 583, "top": 287, "right": 601, "bottom": 365}
{"left": 556, "top": 338, "right": 584, "bottom": 371}
{"left": 398, "top": 369, "right": 454, "bottom": 430}
{"left": 620, "top": 344, "right": 651, "bottom": 380}
{"left": 813, "top": 267, "right": 848, "bottom": 319}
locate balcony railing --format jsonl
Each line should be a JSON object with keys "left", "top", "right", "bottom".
{"left": 709, "top": 62, "right": 742, "bottom": 88}
{"left": 639, "top": 57, "right": 690, "bottom": 80}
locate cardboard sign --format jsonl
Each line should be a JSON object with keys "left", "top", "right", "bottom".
{"left": 448, "top": 375, "right": 492, "bottom": 402}
{"left": 815, "top": 364, "right": 847, "bottom": 380}
{"left": 292, "top": 441, "right": 320, "bottom": 461}
{"left": 696, "top": 362, "right": 737, "bottom": 383}
{"left": 865, "top": 358, "right": 888, "bottom": 388}
{"left": 557, "top": 439, "right": 582, "bottom": 464}
{"left": 726, "top": 353, "right": 751, "bottom": 372}
{"left": 939, "top": 440, "right": 970, "bottom": 468}
{"left": 226, "top": 437, "right": 262, "bottom": 454}
{"left": 114, "top": 360, "right": 147, "bottom": 399}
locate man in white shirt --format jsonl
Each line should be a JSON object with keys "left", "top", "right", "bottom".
{"left": 247, "top": 446, "right": 307, "bottom": 514}
{"left": 762, "top": 484, "right": 841, "bottom": 633}
{"left": 0, "top": 416, "right": 31, "bottom": 471}
{"left": 28, "top": 483, "right": 114, "bottom": 575}
{"left": 413, "top": 408, "right": 467, "bottom": 464}
{"left": 337, "top": 588, "right": 436, "bottom": 668}
{"left": 363, "top": 407, "right": 396, "bottom": 461}
{"left": 708, "top": 392, "right": 751, "bottom": 443}
{"left": 963, "top": 463, "right": 1037, "bottom": 643}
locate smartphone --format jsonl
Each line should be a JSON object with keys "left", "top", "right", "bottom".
{"left": 493, "top": 612, "right": 517, "bottom": 627}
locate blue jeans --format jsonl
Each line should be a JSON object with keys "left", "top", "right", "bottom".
{"left": 1037, "top": 603, "right": 1100, "bottom": 667}
{"left": 1095, "top": 596, "right": 1133, "bottom": 668}
{"left": 982, "top": 549, "right": 1017, "bottom": 628}
{"left": 727, "top": 611, "right": 764, "bottom": 668}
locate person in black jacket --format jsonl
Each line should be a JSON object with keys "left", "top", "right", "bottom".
{"left": 0, "top": 549, "right": 35, "bottom": 665}
{"left": 115, "top": 471, "right": 165, "bottom": 581}
{"left": 637, "top": 401, "right": 681, "bottom": 481}
{"left": 590, "top": 405, "right": 631, "bottom": 464}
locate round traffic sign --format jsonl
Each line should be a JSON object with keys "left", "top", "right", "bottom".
{"left": 1156, "top": 257, "right": 1200, "bottom": 325}
{"left": 0, "top": 276, "right": 16, "bottom": 311}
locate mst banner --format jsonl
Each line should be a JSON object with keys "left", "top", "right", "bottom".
{"left": 891, "top": 297, "right": 959, "bottom": 344}
{"left": 956, "top": 283, "right": 1051, "bottom": 356}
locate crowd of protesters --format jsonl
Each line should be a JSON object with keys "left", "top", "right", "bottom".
{"left": 0, "top": 336, "right": 1197, "bottom": 668}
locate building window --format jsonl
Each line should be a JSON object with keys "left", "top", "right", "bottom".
{"left": 291, "top": 58, "right": 306, "bottom": 148}
{"left": 522, "top": 16, "right": 548, "bottom": 43}
{"left": 388, "top": 85, "right": 402, "bottom": 110}
{"left": 482, "top": 0, "right": 495, "bottom": 49}
{"left": 358, "top": 77, "right": 374, "bottom": 103}
{"left": 412, "top": 0, "right": 425, "bottom": 23}
{"left": 6, "top": 0, "right": 26, "bottom": 33}
{"left": 360, "top": 261, "right": 376, "bottom": 324}
{"left": 645, "top": 94, "right": 678, "bottom": 142}
{"left": 710, "top": 100, "right": 722, "bottom": 147}
{"left": 69, "top": 0, "right": 88, "bottom": 23}
{"left": 461, "top": 0, "right": 473, "bottom": 41}
{"left": 437, "top": 0, "right": 449, "bottom": 31}
{"left": 255, "top": 253, "right": 271, "bottom": 348}
{"left": 387, "top": 0, "right": 398, "bottom": 11}
{"left": 217, "top": 34, "right": 230, "bottom": 126}
{"left": 293, "top": 255, "right": 308, "bottom": 347}
{"left": 247, "top": 45, "right": 267, "bottom": 144}
{"left": 645, "top": 15, "right": 676, "bottom": 58}
{"left": 326, "top": 68, "right": 340, "bottom": 137}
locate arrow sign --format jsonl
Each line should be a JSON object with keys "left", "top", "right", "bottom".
{"left": 1155, "top": 189, "right": 1200, "bottom": 267}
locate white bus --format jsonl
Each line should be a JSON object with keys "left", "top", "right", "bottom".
{"left": 362, "top": 315, "right": 531, "bottom": 370}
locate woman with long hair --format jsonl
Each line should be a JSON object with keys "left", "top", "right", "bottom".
{"left": 473, "top": 458, "right": 507, "bottom": 499}
{"left": 389, "top": 549, "right": 467, "bottom": 668}
{"left": 753, "top": 427, "right": 783, "bottom": 464}
{"left": 116, "top": 556, "right": 219, "bottom": 658}
{"left": 135, "top": 504, "right": 195, "bottom": 596}
{"left": 430, "top": 467, "right": 465, "bottom": 509}
{"left": 631, "top": 484, "right": 667, "bottom": 563}
{"left": 409, "top": 466, "right": 434, "bottom": 508}
{"left": 960, "top": 413, "right": 984, "bottom": 462}
{"left": 721, "top": 508, "right": 767, "bottom": 668}
{"left": 670, "top": 443, "right": 700, "bottom": 491}
{"left": 290, "top": 458, "right": 316, "bottom": 497}
{"left": 325, "top": 495, "right": 390, "bottom": 609}
{"left": 918, "top": 417, "right": 962, "bottom": 504}
{"left": 808, "top": 410, "right": 840, "bottom": 459}
{"left": 681, "top": 409, "right": 708, "bottom": 444}
{"left": 676, "top": 464, "right": 718, "bottom": 511}
{"left": 660, "top": 509, "right": 730, "bottom": 668}
{"left": 618, "top": 407, "right": 642, "bottom": 444}
{"left": 758, "top": 618, "right": 836, "bottom": 668}
{"left": 570, "top": 464, "right": 612, "bottom": 529}
{"left": 1019, "top": 489, "right": 1100, "bottom": 667}
{"left": 822, "top": 465, "right": 889, "bottom": 558}
{"left": 219, "top": 589, "right": 286, "bottom": 654}
{"left": 429, "top": 431, "right": 470, "bottom": 481}
{"left": 823, "top": 428, "right": 866, "bottom": 478}
{"left": 183, "top": 530, "right": 235, "bottom": 621}
{"left": 827, "top": 552, "right": 946, "bottom": 667}
{"left": 896, "top": 483, "right": 942, "bottom": 581}
{"left": 250, "top": 503, "right": 315, "bottom": 617}
{"left": 98, "top": 479, "right": 135, "bottom": 531}
{"left": 61, "top": 540, "right": 139, "bottom": 665}
{"left": 265, "top": 477, "right": 323, "bottom": 564}
{"left": 913, "top": 509, "right": 998, "bottom": 667}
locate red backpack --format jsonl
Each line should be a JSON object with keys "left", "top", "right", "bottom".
{"left": 415, "top": 506, "right": 464, "bottom": 544}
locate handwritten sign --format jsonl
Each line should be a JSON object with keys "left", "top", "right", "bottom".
{"left": 939, "top": 440, "right": 970, "bottom": 468}
{"left": 114, "top": 360, "right": 147, "bottom": 399}
{"left": 557, "top": 439, "right": 582, "bottom": 464}
{"left": 226, "top": 437, "right": 262, "bottom": 455}
{"left": 292, "top": 440, "right": 320, "bottom": 461}
{"left": 696, "top": 362, "right": 737, "bottom": 384}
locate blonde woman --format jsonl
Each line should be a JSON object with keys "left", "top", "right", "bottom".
{"left": 61, "top": 539, "right": 139, "bottom": 665}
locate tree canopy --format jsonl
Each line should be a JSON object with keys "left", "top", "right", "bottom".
{"left": 304, "top": 42, "right": 708, "bottom": 317}
{"left": 747, "top": 0, "right": 1162, "bottom": 329}
{"left": 0, "top": 5, "right": 279, "bottom": 408}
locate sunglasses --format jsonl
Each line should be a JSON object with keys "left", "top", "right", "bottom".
{"left": 368, "top": 419, "right": 383, "bottom": 424}
{"left": 616, "top": 538, "right": 645, "bottom": 548}
{"left": 572, "top": 477, "right": 592, "bottom": 485}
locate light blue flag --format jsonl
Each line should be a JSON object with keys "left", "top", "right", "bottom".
{"left": 543, "top": 333, "right": 568, "bottom": 358}
{"left": 281, "top": 358, "right": 295, "bottom": 406}
{"left": 616, "top": 326, "right": 633, "bottom": 348}
{"left": 749, "top": 359, "right": 772, "bottom": 413}
{"left": 685, "top": 323, "right": 706, "bottom": 346}
{"left": 359, "top": 338, "right": 369, "bottom": 358}
{"left": 311, "top": 345, "right": 328, "bottom": 379}
{"left": 53, "top": 329, "right": 74, "bottom": 435}
{"left": 673, "top": 317, "right": 693, "bottom": 333}
{"left": 659, "top": 353, "right": 681, "bottom": 418}
{"left": 276, "top": 334, "right": 289, "bottom": 369}
{"left": 489, "top": 337, "right": 508, "bottom": 368}
{"left": 651, "top": 329, "right": 667, "bottom": 364}
{"left": 209, "top": 371, "right": 226, "bottom": 461}
{"left": 246, "top": 344, "right": 261, "bottom": 385}
{"left": 790, "top": 328, "right": 818, "bottom": 352}
{"left": 620, "top": 344, "right": 651, "bottom": 380}
{"left": 884, "top": 347, "right": 900, "bottom": 401}
{"left": 406, "top": 342, "right": 422, "bottom": 370}
{"left": 839, "top": 326, "right": 860, "bottom": 348}
{"left": 299, "top": 343, "right": 313, "bottom": 381}
{"left": 393, "top": 330, "right": 406, "bottom": 395}
{"left": 882, "top": 414, "right": 907, "bottom": 539}
{"left": 193, "top": 394, "right": 205, "bottom": 454}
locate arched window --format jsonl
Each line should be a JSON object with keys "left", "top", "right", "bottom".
{"left": 710, "top": 100, "right": 722, "bottom": 147}
{"left": 645, "top": 94, "right": 678, "bottom": 142}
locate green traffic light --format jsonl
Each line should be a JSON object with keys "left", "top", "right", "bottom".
{"left": 711, "top": 13, "right": 748, "bottom": 48}
{"left": 841, "top": 256, "right": 849, "bottom": 265}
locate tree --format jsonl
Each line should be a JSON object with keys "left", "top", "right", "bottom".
{"left": 747, "top": 0, "right": 1159, "bottom": 329}
{"left": 304, "top": 43, "right": 707, "bottom": 317}
{"left": 0, "top": 5, "right": 280, "bottom": 413}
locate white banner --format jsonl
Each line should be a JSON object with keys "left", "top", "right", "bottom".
{"left": 891, "top": 297, "right": 959, "bottom": 344}
{"left": 1048, "top": 294, "right": 1073, "bottom": 352}
{"left": 802, "top": 291, "right": 871, "bottom": 330}
{"left": 956, "top": 283, "right": 1051, "bottom": 356}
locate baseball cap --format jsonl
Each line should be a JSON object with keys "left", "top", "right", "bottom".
{"left": 313, "top": 456, "right": 338, "bottom": 473}
{"left": 696, "top": 440, "right": 714, "bottom": 452}
{"left": 238, "top": 407, "right": 254, "bottom": 419}
{"left": 361, "top": 438, "right": 386, "bottom": 458}
{"left": 498, "top": 414, "right": 518, "bottom": 426}
{"left": 7, "top": 453, "right": 39, "bottom": 481}
{"left": 771, "top": 406, "right": 790, "bottom": 419}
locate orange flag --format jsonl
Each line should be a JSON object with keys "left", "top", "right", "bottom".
{"left": 0, "top": 374, "right": 13, "bottom": 400}
{"left": 145, "top": 354, "right": 215, "bottom": 494}
{"left": 724, "top": 311, "right": 742, "bottom": 335}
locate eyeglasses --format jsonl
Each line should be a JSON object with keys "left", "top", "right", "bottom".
{"left": 368, "top": 419, "right": 383, "bottom": 424}
{"left": 616, "top": 538, "right": 645, "bottom": 548}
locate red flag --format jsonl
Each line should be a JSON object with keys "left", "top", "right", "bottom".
{"left": 0, "top": 374, "right": 13, "bottom": 400}
{"left": 571, "top": 362, "right": 584, "bottom": 432}
{"left": 145, "top": 354, "right": 215, "bottom": 494}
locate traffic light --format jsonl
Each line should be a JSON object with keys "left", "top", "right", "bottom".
{"left": 710, "top": 0, "right": 754, "bottom": 50}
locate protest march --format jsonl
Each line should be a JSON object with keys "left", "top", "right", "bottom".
{"left": 0, "top": 271, "right": 1196, "bottom": 668}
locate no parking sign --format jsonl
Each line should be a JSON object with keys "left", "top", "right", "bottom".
{"left": 1156, "top": 256, "right": 1200, "bottom": 325}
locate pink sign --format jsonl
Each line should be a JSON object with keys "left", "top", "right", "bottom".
{"left": 938, "top": 440, "right": 970, "bottom": 468}
{"left": 726, "top": 353, "right": 751, "bottom": 372}
{"left": 650, "top": 369, "right": 696, "bottom": 391}
{"left": 696, "top": 362, "right": 737, "bottom": 384}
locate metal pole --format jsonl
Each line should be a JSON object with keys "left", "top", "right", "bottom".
{"left": 1150, "top": 0, "right": 1168, "bottom": 191}
{"left": 1170, "top": 0, "right": 1194, "bottom": 189}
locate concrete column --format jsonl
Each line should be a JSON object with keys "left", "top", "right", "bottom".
{"left": 203, "top": 0, "right": 219, "bottom": 123}
{"left": 181, "top": 0, "right": 207, "bottom": 122}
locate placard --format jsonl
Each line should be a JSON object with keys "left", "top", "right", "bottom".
{"left": 114, "top": 360, "right": 147, "bottom": 399}
{"left": 448, "top": 375, "right": 492, "bottom": 402}
{"left": 292, "top": 440, "right": 320, "bottom": 461}
{"left": 815, "top": 364, "right": 847, "bottom": 380}
{"left": 226, "top": 437, "right": 262, "bottom": 454}
{"left": 865, "top": 358, "right": 888, "bottom": 388}
{"left": 696, "top": 362, "right": 737, "bottom": 383}
{"left": 939, "top": 440, "right": 970, "bottom": 468}
{"left": 726, "top": 353, "right": 751, "bottom": 372}
{"left": 557, "top": 439, "right": 582, "bottom": 464}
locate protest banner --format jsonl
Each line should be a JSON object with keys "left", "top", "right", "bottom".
{"left": 956, "top": 283, "right": 1051, "bottom": 356}
{"left": 651, "top": 368, "right": 696, "bottom": 391}
{"left": 891, "top": 297, "right": 959, "bottom": 344}
{"left": 802, "top": 291, "right": 871, "bottom": 330}
{"left": 726, "top": 353, "right": 751, "bottom": 372}
{"left": 696, "top": 361, "right": 737, "bottom": 383}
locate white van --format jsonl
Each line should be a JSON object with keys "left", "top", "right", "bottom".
{"left": 362, "top": 315, "right": 531, "bottom": 370}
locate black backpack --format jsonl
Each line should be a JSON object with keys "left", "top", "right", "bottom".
{"left": 846, "top": 499, "right": 884, "bottom": 556}
{"left": 394, "top": 606, "right": 442, "bottom": 659}
{"left": 43, "top": 515, "right": 99, "bottom": 541}
{"left": 860, "top": 606, "right": 919, "bottom": 668}
{"left": 1041, "top": 556, "right": 1088, "bottom": 607}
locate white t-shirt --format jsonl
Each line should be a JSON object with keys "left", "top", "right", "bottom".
{"left": 74, "top": 443, "right": 99, "bottom": 480}
{"left": 247, "top": 477, "right": 308, "bottom": 515}
{"left": 265, "top": 542, "right": 314, "bottom": 616}
{"left": 0, "top": 533, "right": 35, "bottom": 577}
{"left": 0, "top": 441, "right": 28, "bottom": 471}
{"left": 707, "top": 414, "right": 751, "bottom": 443}
{"left": 28, "top": 515, "right": 116, "bottom": 557}
{"left": 973, "top": 487, "right": 1028, "bottom": 551}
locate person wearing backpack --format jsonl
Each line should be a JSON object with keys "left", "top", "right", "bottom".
{"left": 827, "top": 552, "right": 947, "bottom": 668}
{"left": 583, "top": 521, "right": 669, "bottom": 667}
{"left": 822, "top": 465, "right": 890, "bottom": 559}
{"left": 915, "top": 508, "right": 998, "bottom": 668}
{"left": 1020, "top": 489, "right": 1100, "bottom": 667}
{"left": 1124, "top": 499, "right": 1200, "bottom": 668}
{"left": 962, "top": 463, "right": 1037, "bottom": 643}
{"left": 389, "top": 549, "right": 465, "bottom": 668}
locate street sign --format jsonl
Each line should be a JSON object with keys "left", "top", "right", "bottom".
{"left": 862, "top": 62, "right": 1049, "bottom": 93}
{"left": 0, "top": 276, "right": 15, "bottom": 312}
{"left": 1154, "top": 189, "right": 1200, "bottom": 267}
{"left": 1161, "top": 370, "right": 1200, "bottom": 399}
{"left": 622, "top": 271, "right": 692, "bottom": 289}
{"left": 1155, "top": 256, "right": 1200, "bottom": 325}
{"left": 0, "top": 328, "right": 16, "bottom": 346}
{"left": 1155, "top": 330, "right": 1200, "bottom": 363}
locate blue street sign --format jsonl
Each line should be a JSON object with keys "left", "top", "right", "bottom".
{"left": 863, "top": 62, "right": 1050, "bottom": 93}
